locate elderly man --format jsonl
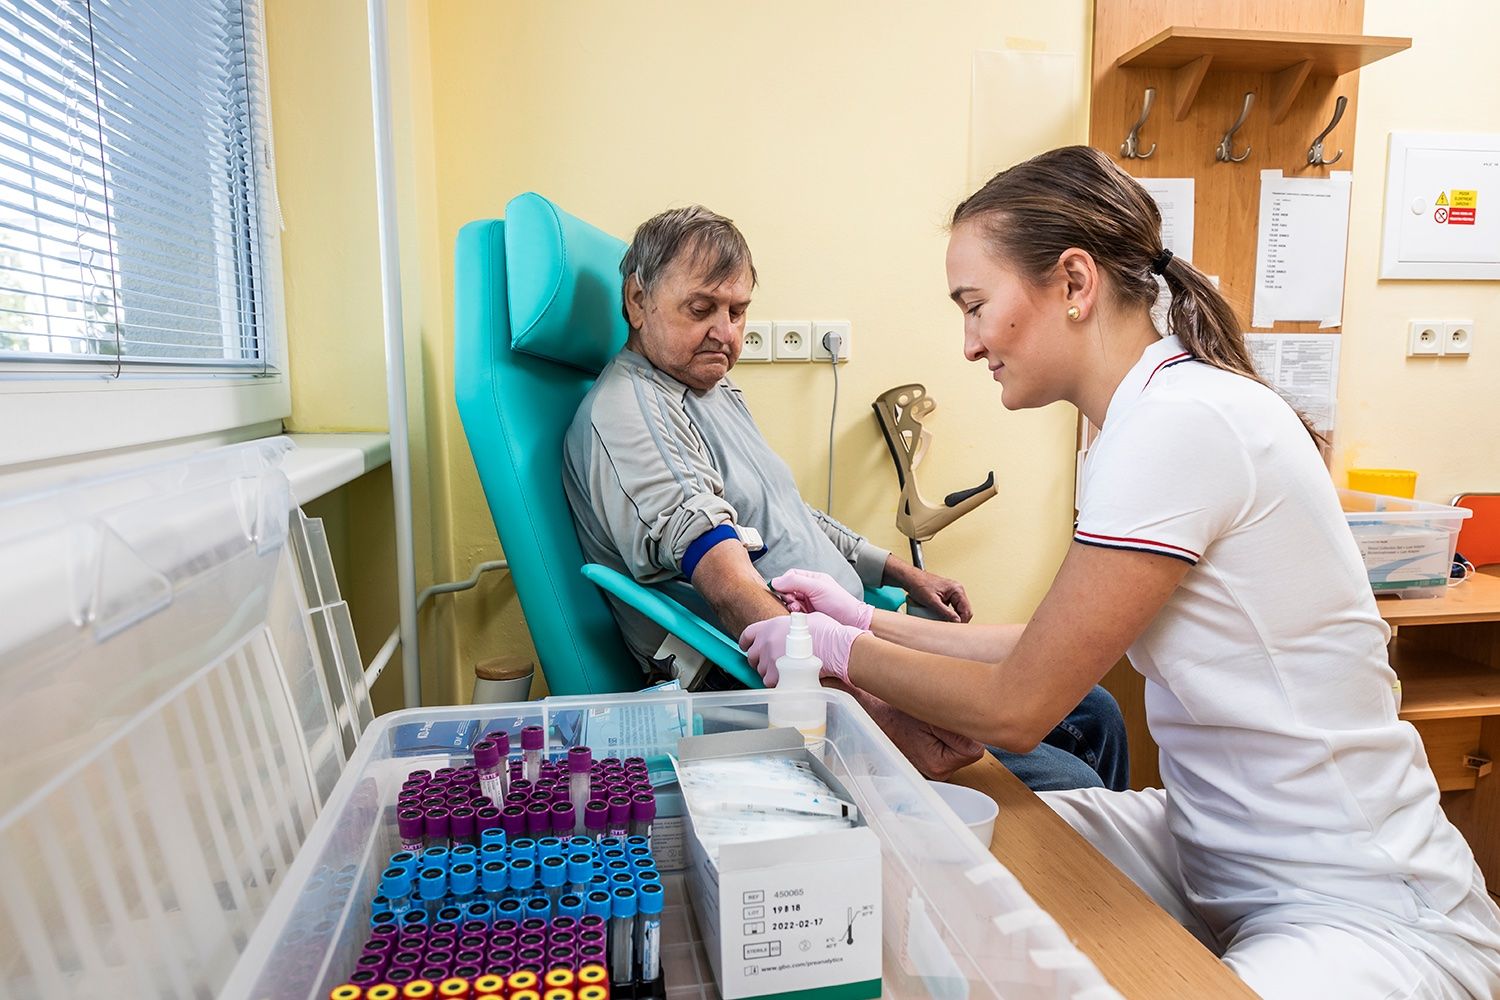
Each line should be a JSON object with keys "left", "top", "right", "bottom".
{"left": 563, "top": 205, "right": 1126, "bottom": 790}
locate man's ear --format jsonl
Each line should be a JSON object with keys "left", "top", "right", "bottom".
{"left": 623, "top": 273, "right": 648, "bottom": 331}
{"left": 1057, "top": 247, "right": 1099, "bottom": 321}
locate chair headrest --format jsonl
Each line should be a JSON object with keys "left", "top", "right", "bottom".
{"left": 504, "top": 192, "right": 630, "bottom": 374}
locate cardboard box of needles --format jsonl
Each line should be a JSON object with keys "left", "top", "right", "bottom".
{"left": 674, "top": 728, "right": 882, "bottom": 1000}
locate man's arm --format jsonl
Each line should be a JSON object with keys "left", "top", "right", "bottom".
{"left": 690, "top": 537, "right": 787, "bottom": 636}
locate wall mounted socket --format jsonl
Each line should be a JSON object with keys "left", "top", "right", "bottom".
{"left": 811, "top": 320, "right": 852, "bottom": 362}
{"left": 1407, "top": 320, "right": 1442, "bottom": 357}
{"left": 1443, "top": 320, "right": 1473, "bottom": 356}
{"left": 772, "top": 321, "right": 812, "bottom": 361}
{"left": 741, "top": 320, "right": 772, "bottom": 362}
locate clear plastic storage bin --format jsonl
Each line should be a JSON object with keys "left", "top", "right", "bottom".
{"left": 223, "top": 691, "right": 1119, "bottom": 1000}
{"left": 1340, "top": 489, "right": 1472, "bottom": 598}
{"left": 0, "top": 439, "right": 370, "bottom": 999}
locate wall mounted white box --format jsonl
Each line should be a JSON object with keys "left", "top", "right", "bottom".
{"left": 1380, "top": 132, "right": 1500, "bottom": 280}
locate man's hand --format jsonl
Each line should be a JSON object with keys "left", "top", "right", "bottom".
{"left": 823, "top": 677, "right": 983, "bottom": 780}
{"left": 883, "top": 558, "right": 973, "bottom": 623}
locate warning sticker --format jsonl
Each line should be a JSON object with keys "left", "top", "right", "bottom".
{"left": 1436, "top": 191, "right": 1450, "bottom": 206}
{"left": 1452, "top": 190, "right": 1477, "bottom": 208}
{"left": 1449, "top": 207, "right": 1476, "bottom": 225}
{"left": 1435, "top": 207, "right": 1449, "bottom": 223}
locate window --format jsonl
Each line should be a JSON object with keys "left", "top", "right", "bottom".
{"left": 0, "top": 0, "right": 287, "bottom": 466}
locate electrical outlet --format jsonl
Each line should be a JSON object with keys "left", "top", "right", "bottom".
{"left": 1407, "top": 320, "right": 1442, "bottom": 357}
{"left": 811, "top": 320, "right": 852, "bottom": 362}
{"left": 1443, "top": 320, "right": 1474, "bottom": 357}
{"left": 741, "top": 320, "right": 773, "bottom": 362}
{"left": 773, "top": 321, "right": 812, "bottom": 361}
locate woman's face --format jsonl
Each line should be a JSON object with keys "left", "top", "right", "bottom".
{"left": 945, "top": 221, "right": 1076, "bottom": 411}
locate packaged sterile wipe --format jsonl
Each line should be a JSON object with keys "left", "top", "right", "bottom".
{"left": 673, "top": 728, "right": 882, "bottom": 1000}
{"left": 1347, "top": 521, "right": 1451, "bottom": 594}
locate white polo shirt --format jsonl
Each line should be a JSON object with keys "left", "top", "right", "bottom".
{"left": 1076, "top": 335, "right": 1472, "bottom": 923}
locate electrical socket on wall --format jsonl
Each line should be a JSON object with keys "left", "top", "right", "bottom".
{"left": 1407, "top": 320, "right": 1442, "bottom": 357}
{"left": 773, "top": 321, "right": 812, "bottom": 361}
{"left": 1443, "top": 320, "right": 1473, "bottom": 357}
{"left": 811, "top": 321, "right": 852, "bottom": 362}
{"left": 741, "top": 320, "right": 772, "bottom": 362}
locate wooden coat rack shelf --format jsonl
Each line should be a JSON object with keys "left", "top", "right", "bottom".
{"left": 1119, "top": 26, "right": 1411, "bottom": 123}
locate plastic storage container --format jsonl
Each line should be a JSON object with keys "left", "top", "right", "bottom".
{"left": 1341, "top": 488, "right": 1472, "bottom": 598}
{"left": 223, "top": 691, "right": 1119, "bottom": 1000}
{"left": 0, "top": 439, "right": 371, "bottom": 999}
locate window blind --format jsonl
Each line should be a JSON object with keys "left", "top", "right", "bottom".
{"left": 0, "top": 0, "right": 272, "bottom": 374}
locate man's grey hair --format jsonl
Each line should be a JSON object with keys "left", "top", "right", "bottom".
{"left": 620, "top": 206, "right": 758, "bottom": 331}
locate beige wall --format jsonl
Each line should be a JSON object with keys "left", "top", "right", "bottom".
{"left": 1339, "top": 0, "right": 1500, "bottom": 502}
{"left": 422, "top": 1, "right": 1093, "bottom": 685}
{"left": 272, "top": 2, "right": 1500, "bottom": 710}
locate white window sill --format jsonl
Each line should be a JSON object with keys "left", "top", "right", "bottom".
{"left": 283, "top": 433, "right": 391, "bottom": 504}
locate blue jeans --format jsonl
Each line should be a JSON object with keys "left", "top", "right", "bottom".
{"left": 989, "top": 685, "right": 1130, "bottom": 792}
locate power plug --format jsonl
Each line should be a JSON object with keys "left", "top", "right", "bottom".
{"left": 811, "top": 321, "right": 852, "bottom": 362}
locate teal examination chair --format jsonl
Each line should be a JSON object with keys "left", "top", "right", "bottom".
{"left": 454, "top": 193, "right": 902, "bottom": 696}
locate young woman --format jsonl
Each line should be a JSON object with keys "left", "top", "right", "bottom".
{"left": 741, "top": 146, "right": 1500, "bottom": 997}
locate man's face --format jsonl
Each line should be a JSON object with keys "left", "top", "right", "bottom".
{"left": 625, "top": 255, "right": 753, "bottom": 391}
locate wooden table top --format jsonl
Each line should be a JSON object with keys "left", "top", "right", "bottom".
{"left": 950, "top": 757, "right": 1258, "bottom": 999}
{"left": 1377, "top": 571, "right": 1500, "bottom": 626}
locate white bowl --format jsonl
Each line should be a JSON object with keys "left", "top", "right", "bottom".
{"left": 927, "top": 780, "right": 999, "bottom": 846}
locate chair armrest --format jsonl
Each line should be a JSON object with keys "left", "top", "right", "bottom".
{"left": 864, "top": 584, "right": 907, "bottom": 612}
{"left": 580, "top": 564, "right": 764, "bottom": 689}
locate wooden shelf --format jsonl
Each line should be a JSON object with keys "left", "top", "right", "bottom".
{"left": 1392, "top": 642, "right": 1500, "bottom": 722}
{"left": 1379, "top": 572, "right": 1500, "bottom": 627}
{"left": 1117, "top": 26, "right": 1410, "bottom": 121}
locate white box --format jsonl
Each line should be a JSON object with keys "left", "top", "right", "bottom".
{"left": 677, "top": 728, "right": 883, "bottom": 1000}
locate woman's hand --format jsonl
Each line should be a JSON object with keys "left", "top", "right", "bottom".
{"left": 769, "top": 569, "right": 874, "bottom": 629}
{"left": 739, "top": 611, "right": 867, "bottom": 686}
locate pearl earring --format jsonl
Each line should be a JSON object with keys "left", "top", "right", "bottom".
{"left": 1067, "top": 305, "right": 1081, "bottom": 321}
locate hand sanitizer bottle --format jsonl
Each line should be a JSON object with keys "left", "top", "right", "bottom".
{"left": 767, "top": 612, "right": 827, "bottom": 744}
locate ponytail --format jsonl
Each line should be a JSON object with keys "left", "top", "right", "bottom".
{"left": 953, "top": 146, "right": 1324, "bottom": 445}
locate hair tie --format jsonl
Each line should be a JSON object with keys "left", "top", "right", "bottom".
{"left": 1150, "top": 248, "right": 1174, "bottom": 275}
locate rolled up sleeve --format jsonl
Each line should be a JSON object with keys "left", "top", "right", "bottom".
{"left": 806, "top": 505, "right": 890, "bottom": 589}
{"left": 584, "top": 368, "right": 739, "bottom": 581}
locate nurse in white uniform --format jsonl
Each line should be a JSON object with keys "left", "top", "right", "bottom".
{"left": 740, "top": 145, "right": 1500, "bottom": 998}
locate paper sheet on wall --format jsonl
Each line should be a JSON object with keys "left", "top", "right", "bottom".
{"left": 970, "top": 50, "right": 1084, "bottom": 188}
{"left": 1252, "top": 170, "right": 1353, "bottom": 328}
{"left": 1245, "top": 333, "right": 1340, "bottom": 435}
{"left": 1138, "top": 178, "right": 1195, "bottom": 262}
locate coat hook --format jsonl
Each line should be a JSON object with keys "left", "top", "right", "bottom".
{"left": 1120, "top": 87, "right": 1157, "bottom": 159}
{"left": 1215, "top": 92, "right": 1255, "bottom": 163}
{"left": 1307, "top": 95, "right": 1348, "bottom": 167}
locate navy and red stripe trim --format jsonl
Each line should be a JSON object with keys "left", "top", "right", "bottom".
{"left": 1074, "top": 529, "right": 1199, "bottom": 566}
{"left": 1140, "top": 352, "right": 1192, "bottom": 392}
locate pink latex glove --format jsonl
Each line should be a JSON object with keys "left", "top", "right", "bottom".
{"left": 770, "top": 569, "right": 874, "bottom": 629}
{"left": 738, "top": 611, "right": 866, "bottom": 686}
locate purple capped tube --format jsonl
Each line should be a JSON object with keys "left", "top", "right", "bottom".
{"left": 472, "top": 738, "right": 505, "bottom": 807}
{"left": 584, "top": 800, "right": 609, "bottom": 841}
{"left": 520, "top": 725, "right": 545, "bottom": 784}
{"left": 606, "top": 797, "right": 631, "bottom": 839}
{"left": 397, "top": 808, "right": 425, "bottom": 854}
{"left": 630, "top": 793, "right": 656, "bottom": 843}
{"left": 567, "top": 746, "right": 592, "bottom": 834}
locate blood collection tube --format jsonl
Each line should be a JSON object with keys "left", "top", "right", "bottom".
{"left": 550, "top": 802, "right": 576, "bottom": 840}
{"left": 526, "top": 801, "right": 552, "bottom": 837}
{"left": 540, "top": 854, "right": 568, "bottom": 909}
{"left": 380, "top": 866, "right": 413, "bottom": 917}
{"left": 609, "top": 887, "right": 638, "bottom": 995}
{"left": 566, "top": 747, "right": 592, "bottom": 830}
{"left": 521, "top": 726, "right": 545, "bottom": 783}
{"left": 450, "top": 862, "right": 478, "bottom": 905}
{"left": 511, "top": 837, "right": 538, "bottom": 864}
{"left": 398, "top": 808, "right": 426, "bottom": 854}
{"left": 629, "top": 794, "right": 655, "bottom": 843}
{"left": 424, "top": 807, "right": 451, "bottom": 850}
{"left": 566, "top": 853, "right": 594, "bottom": 898}
{"left": 449, "top": 807, "right": 476, "bottom": 848}
{"left": 583, "top": 801, "right": 608, "bottom": 842}
{"left": 584, "top": 889, "right": 612, "bottom": 924}
{"left": 472, "top": 738, "right": 504, "bottom": 808}
{"left": 637, "top": 881, "right": 664, "bottom": 994}
{"left": 418, "top": 866, "right": 448, "bottom": 919}
{"left": 606, "top": 798, "right": 631, "bottom": 840}
{"left": 481, "top": 860, "right": 507, "bottom": 904}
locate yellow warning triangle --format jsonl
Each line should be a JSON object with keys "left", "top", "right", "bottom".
{"left": 1436, "top": 191, "right": 1450, "bottom": 206}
